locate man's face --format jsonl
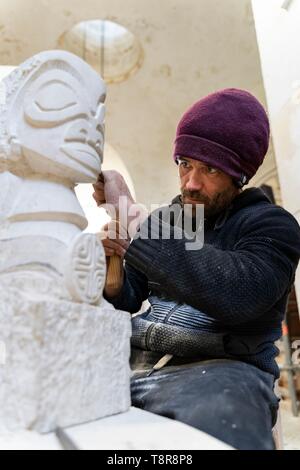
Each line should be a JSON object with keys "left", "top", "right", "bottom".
{"left": 178, "top": 156, "right": 241, "bottom": 218}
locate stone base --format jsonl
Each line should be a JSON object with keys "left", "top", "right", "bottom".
{"left": 0, "top": 407, "right": 233, "bottom": 450}
{"left": 0, "top": 289, "right": 131, "bottom": 433}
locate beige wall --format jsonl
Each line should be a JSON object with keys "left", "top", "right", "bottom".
{"left": 0, "top": 0, "right": 275, "bottom": 206}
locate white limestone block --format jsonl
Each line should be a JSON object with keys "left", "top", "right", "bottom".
{"left": 66, "top": 407, "right": 233, "bottom": 450}
{"left": 0, "top": 408, "right": 233, "bottom": 450}
{"left": 0, "top": 291, "right": 131, "bottom": 433}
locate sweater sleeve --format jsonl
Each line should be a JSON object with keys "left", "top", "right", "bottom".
{"left": 124, "top": 205, "right": 300, "bottom": 325}
{"left": 103, "top": 262, "right": 149, "bottom": 314}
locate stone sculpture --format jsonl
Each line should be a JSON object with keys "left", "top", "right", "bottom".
{"left": 0, "top": 51, "right": 131, "bottom": 433}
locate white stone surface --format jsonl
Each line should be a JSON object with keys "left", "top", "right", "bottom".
{"left": 252, "top": 0, "right": 300, "bottom": 305}
{"left": 0, "top": 287, "right": 131, "bottom": 434}
{"left": 0, "top": 51, "right": 132, "bottom": 432}
{"left": 0, "top": 407, "right": 233, "bottom": 450}
{"left": 65, "top": 232, "right": 107, "bottom": 305}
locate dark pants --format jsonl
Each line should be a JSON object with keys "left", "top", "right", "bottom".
{"left": 130, "top": 352, "right": 279, "bottom": 450}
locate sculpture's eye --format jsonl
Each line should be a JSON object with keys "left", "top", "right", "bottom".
{"left": 23, "top": 70, "right": 90, "bottom": 128}
{"left": 34, "top": 82, "right": 77, "bottom": 112}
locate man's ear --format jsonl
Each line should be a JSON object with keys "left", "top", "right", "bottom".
{"left": 232, "top": 178, "right": 243, "bottom": 190}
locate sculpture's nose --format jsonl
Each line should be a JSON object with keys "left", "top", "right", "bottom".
{"left": 64, "top": 118, "right": 104, "bottom": 159}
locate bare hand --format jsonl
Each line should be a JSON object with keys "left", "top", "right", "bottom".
{"left": 93, "top": 170, "right": 148, "bottom": 237}
{"left": 93, "top": 170, "right": 135, "bottom": 209}
{"left": 98, "top": 220, "right": 130, "bottom": 259}
{"left": 98, "top": 220, "right": 130, "bottom": 298}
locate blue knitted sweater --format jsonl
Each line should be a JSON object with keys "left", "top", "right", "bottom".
{"left": 107, "top": 188, "right": 300, "bottom": 378}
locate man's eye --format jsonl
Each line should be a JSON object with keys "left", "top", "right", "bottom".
{"left": 179, "top": 160, "right": 189, "bottom": 168}
{"left": 207, "top": 166, "right": 218, "bottom": 174}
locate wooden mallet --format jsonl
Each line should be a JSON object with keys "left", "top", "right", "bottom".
{"left": 97, "top": 173, "right": 123, "bottom": 292}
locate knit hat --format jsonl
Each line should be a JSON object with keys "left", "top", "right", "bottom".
{"left": 173, "top": 88, "right": 270, "bottom": 187}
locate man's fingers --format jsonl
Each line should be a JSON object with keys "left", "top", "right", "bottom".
{"left": 102, "top": 223, "right": 109, "bottom": 231}
{"left": 104, "top": 248, "right": 116, "bottom": 257}
{"left": 93, "top": 192, "right": 106, "bottom": 206}
{"left": 92, "top": 179, "right": 106, "bottom": 207}
{"left": 93, "top": 177, "right": 105, "bottom": 189}
{"left": 97, "top": 173, "right": 105, "bottom": 184}
{"left": 101, "top": 237, "right": 125, "bottom": 250}
{"left": 92, "top": 192, "right": 104, "bottom": 203}
{"left": 105, "top": 243, "right": 125, "bottom": 258}
{"left": 100, "top": 220, "right": 129, "bottom": 240}
{"left": 100, "top": 237, "right": 129, "bottom": 258}
{"left": 92, "top": 178, "right": 106, "bottom": 204}
{"left": 102, "top": 170, "right": 123, "bottom": 182}
{"left": 102, "top": 237, "right": 129, "bottom": 251}
{"left": 99, "top": 238, "right": 117, "bottom": 257}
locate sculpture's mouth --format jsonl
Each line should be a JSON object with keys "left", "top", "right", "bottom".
{"left": 60, "top": 142, "right": 102, "bottom": 177}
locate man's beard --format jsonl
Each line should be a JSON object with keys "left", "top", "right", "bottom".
{"left": 181, "top": 187, "right": 238, "bottom": 218}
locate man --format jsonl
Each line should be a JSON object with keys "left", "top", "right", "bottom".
{"left": 93, "top": 89, "right": 300, "bottom": 450}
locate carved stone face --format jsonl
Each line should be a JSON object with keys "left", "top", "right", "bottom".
{"left": 4, "top": 51, "right": 106, "bottom": 183}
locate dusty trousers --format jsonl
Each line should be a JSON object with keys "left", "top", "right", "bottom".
{"left": 130, "top": 351, "right": 280, "bottom": 450}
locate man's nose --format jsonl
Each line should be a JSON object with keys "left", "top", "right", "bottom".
{"left": 185, "top": 169, "right": 205, "bottom": 192}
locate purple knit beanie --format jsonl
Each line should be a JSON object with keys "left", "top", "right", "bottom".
{"left": 173, "top": 88, "right": 270, "bottom": 187}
